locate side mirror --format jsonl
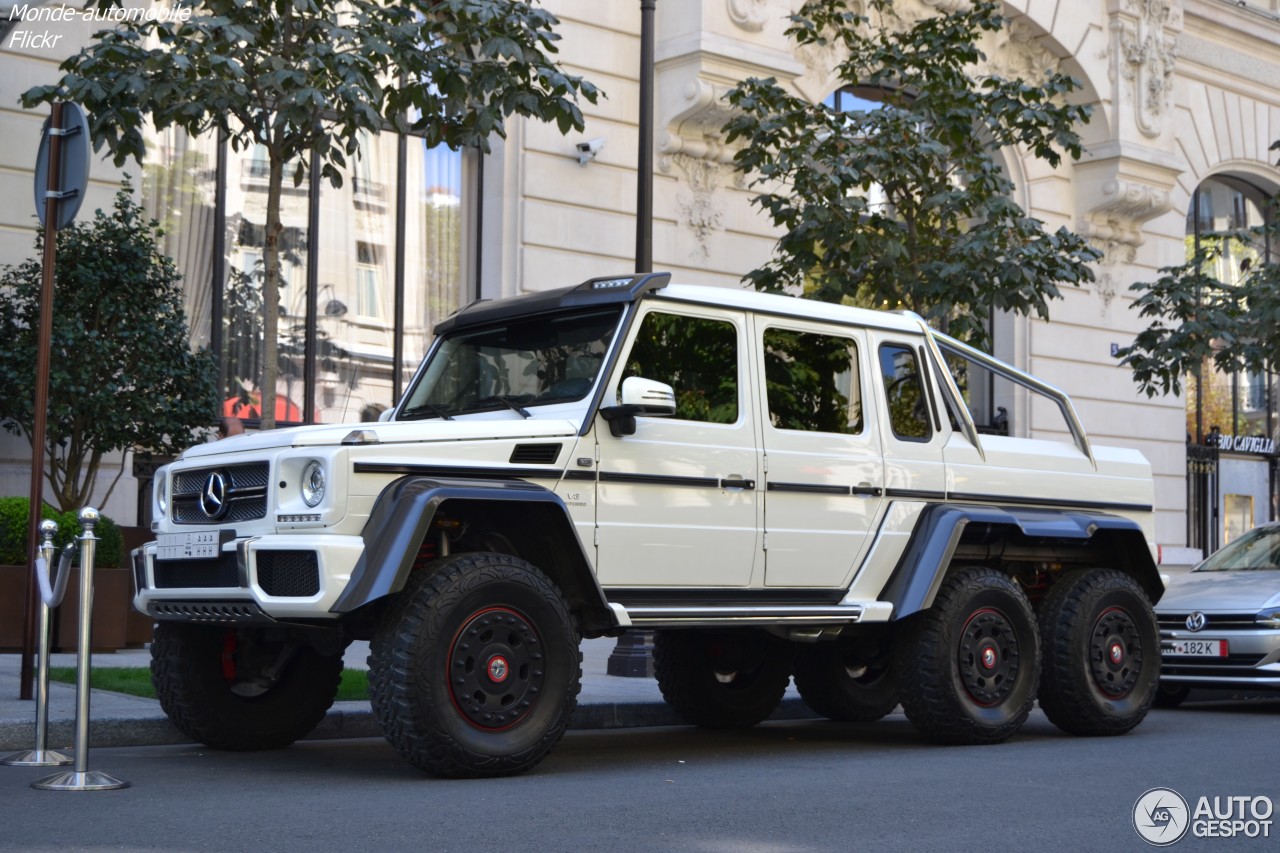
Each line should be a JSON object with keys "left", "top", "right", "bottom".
{"left": 600, "top": 376, "right": 676, "bottom": 437}
{"left": 378, "top": 408, "right": 395, "bottom": 422}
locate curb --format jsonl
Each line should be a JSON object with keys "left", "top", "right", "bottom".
{"left": 1, "top": 697, "right": 821, "bottom": 752}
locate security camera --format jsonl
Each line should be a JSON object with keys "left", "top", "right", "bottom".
{"left": 576, "top": 137, "right": 605, "bottom": 166}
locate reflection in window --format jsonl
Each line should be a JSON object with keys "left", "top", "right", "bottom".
{"left": 764, "top": 329, "right": 862, "bottom": 434}
{"left": 402, "top": 308, "right": 621, "bottom": 417}
{"left": 624, "top": 313, "right": 739, "bottom": 424}
{"left": 1185, "top": 176, "right": 1276, "bottom": 441}
{"left": 879, "top": 344, "right": 931, "bottom": 440}
{"left": 142, "top": 122, "right": 474, "bottom": 429}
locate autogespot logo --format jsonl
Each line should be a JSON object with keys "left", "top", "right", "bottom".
{"left": 1134, "top": 788, "right": 1190, "bottom": 846}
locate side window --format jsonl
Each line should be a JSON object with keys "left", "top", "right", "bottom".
{"left": 763, "top": 328, "right": 863, "bottom": 434}
{"left": 878, "top": 343, "right": 932, "bottom": 441}
{"left": 622, "top": 312, "right": 738, "bottom": 423}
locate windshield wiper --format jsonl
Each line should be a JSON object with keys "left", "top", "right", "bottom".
{"left": 400, "top": 403, "right": 455, "bottom": 421}
{"left": 475, "top": 395, "right": 532, "bottom": 419}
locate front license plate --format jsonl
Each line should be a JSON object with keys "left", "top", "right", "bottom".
{"left": 156, "top": 531, "right": 221, "bottom": 560}
{"left": 1161, "top": 639, "right": 1228, "bottom": 657}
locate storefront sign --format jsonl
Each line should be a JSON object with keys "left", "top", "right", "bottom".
{"left": 1209, "top": 434, "right": 1276, "bottom": 455}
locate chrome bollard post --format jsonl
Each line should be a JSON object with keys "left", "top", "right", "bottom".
{"left": 3, "top": 520, "right": 72, "bottom": 767}
{"left": 31, "top": 507, "right": 129, "bottom": 791}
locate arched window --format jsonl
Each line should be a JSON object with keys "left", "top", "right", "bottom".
{"left": 1185, "top": 176, "right": 1276, "bottom": 442}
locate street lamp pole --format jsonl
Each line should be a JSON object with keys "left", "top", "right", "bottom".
{"left": 635, "top": 0, "right": 655, "bottom": 274}
{"left": 609, "top": 0, "right": 658, "bottom": 678}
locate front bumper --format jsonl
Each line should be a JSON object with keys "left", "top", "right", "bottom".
{"left": 131, "top": 534, "right": 365, "bottom": 623}
{"left": 1157, "top": 612, "right": 1280, "bottom": 689}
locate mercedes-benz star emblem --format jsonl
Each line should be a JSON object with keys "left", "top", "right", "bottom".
{"left": 1185, "top": 611, "right": 1207, "bottom": 632}
{"left": 199, "top": 472, "right": 228, "bottom": 519}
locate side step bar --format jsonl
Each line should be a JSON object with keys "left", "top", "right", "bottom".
{"left": 622, "top": 605, "right": 866, "bottom": 627}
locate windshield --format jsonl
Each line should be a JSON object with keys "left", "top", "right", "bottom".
{"left": 1195, "top": 526, "right": 1280, "bottom": 572}
{"left": 400, "top": 307, "right": 623, "bottom": 419}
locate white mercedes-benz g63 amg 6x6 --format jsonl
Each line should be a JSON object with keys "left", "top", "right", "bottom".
{"left": 134, "top": 272, "right": 1162, "bottom": 777}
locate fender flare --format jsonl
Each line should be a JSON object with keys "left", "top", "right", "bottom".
{"left": 877, "top": 502, "right": 1161, "bottom": 620}
{"left": 330, "top": 476, "right": 614, "bottom": 629}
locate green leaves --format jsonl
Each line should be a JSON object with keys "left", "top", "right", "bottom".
{"left": 1117, "top": 223, "right": 1280, "bottom": 399}
{"left": 726, "top": 0, "right": 1098, "bottom": 345}
{"left": 0, "top": 182, "right": 220, "bottom": 511}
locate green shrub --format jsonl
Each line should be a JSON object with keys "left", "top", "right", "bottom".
{"left": 0, "top": 496, "right": 122, "bottom": 568}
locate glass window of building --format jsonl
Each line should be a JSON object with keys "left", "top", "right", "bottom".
{"left": 143, "top": 124, "right": 476, "bottom": 428}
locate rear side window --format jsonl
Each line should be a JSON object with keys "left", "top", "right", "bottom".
{"left": 622, "top": 312, "right": 738, "bottom": 423}
{"left": 879, "top": 344, "right": 932, "bottom": 441}
{"left": 763, "top": 328, "right": 863, "bottom": 434}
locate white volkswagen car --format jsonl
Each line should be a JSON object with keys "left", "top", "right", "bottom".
{"left": 1155, "top": 523, "right": 1280, "bottom": 705}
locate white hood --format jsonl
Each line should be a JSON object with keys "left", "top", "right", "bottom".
{"left": 179, "top": 418, "right": 581, "bottom": 461}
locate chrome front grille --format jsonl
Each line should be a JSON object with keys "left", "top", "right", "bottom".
{"left": 172, "top": 462, "right": 269, "bottom": 524}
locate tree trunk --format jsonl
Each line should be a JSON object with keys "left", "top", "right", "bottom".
{"left": 261, "top": 155, "right": 284, "bottom": 430}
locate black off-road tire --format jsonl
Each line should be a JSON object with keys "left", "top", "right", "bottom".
{"left": 894, "top": 567, "right": 1040, "bottom": 744}
{"left": 653, "top": 629, "right": 792, "bottom": 729}
{"left": 1153, "top": 683, "right": 1190, "bottom": 709}
{"left": 150, "top": 622, "right": 344, "bottom": 750}
{"left": 368, "top": 552, "right": 581, "bottom": 779}
{"left": 1037, "top": 569, "right": 1160, "bottom": 736}
{"left": 793, "top": 638, "right": 899, "bottom": 722}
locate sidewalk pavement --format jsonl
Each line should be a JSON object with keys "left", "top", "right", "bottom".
{"left": 0, "top": 638, "right": 816, "bottom": 753}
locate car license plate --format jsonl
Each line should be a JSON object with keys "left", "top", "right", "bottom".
{"left": 156, "top": 532, "right": 221, "bottom": 560}
{"left": 1161, "top": 639, "right": 1228, "bottom": 657}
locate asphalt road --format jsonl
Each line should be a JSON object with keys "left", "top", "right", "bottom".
{"left": 2, "top": 700, "right": 1276, "bottom": 852}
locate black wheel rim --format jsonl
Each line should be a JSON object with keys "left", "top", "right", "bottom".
{"left": 1089, "top": 606, "right": 1142, "bottom": 698}
{"left": 958, "top": 607, "right": 1021, "bottom": 707}
{"left": 448, "top": 606, "right": 543, "bottom": 731}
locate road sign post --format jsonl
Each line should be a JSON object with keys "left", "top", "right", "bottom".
{"left": 19, "top": 102, "right": 90, "bottom": 701}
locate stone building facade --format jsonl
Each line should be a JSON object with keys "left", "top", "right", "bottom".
{"left": 2, "top": 0, "right": 1279, "bottom": 562}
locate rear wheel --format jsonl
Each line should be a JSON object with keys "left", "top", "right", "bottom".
{"left": 894, "top": 567, "right": 1040, "bottom": 744}
{"left": 1038, "top": 569, "right": 1159, "bottom": 736}
{"left": 654, "top": 629, "right": 792, "bottom": 729}
{"left": 793, "top": 636, "right": 898, "bottom": 722}
{"left": 368, "top": 552, "right": 581, "bottom": 778}
{"left": 151, "top": 622, "right": 344, "bottom": 750}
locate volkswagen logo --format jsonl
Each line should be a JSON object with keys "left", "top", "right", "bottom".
{"left": 199, "top": 472, "right": 228, "bottom": 519}
{"left": 1185, "top": 611, "right": 1207, "bottom": 632}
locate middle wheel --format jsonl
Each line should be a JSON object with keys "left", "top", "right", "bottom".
{"left": 894, "top": 566, "right": 1040, "bottom": 744}
{"left": 653, "top": 629, "right": 793, "bottom": 728}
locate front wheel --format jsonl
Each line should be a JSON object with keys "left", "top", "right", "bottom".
{"left": 894, "top": 567, "right": 1040, "bottom": 744}
{"left": 1038, "top": 569, "right": 1160, "bottom": 736}
{"left": 151, "top": 622, "right": 344, "bottom": 750}
{"left": 654, "top": 629, "right": 792, "bottom": 728}
{"left": 368, "top": 552, "right": 581, "bottom": 778}
{"left": 1153, "top": 683, "right": 1190, "bottom": 709}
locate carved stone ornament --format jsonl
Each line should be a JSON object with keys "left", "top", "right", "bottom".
{"left": 1078, "top": 177, "right": 1173, "bottom": 265}
{"left": 977, "top": 19, "right": 1060, "bottom": 82}
{"left": 727, "top": 0, "right": 769, "bottom": 32}
{"left": 673, "top": 153, "right": 726, "bottom": 262}
{"left": 1110, "top": 0, "right": 1181, "bottom": 138}
{"left": 658, "top": 79, "right": 740, "bottom": 169}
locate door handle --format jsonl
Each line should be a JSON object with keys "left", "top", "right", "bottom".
{"left": 851, "top": 482, "right": 883, "bottom": 497}
{"left": 720, "top": 476, "right": 755, "bottom": 490}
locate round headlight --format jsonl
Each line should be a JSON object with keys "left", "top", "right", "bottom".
{"left": 155, "top": 475, "right": 168, "bottom": 518}
{"left": 301, "top": 461, "right": 326, "bottom": 508}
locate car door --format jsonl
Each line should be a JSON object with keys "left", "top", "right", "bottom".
{"left": 867, "top": 332, "right": 950, "bottom": 501}
{"left": 593, "top": 303, "right": 762, "bottom": 588}
{"left": 755, "top": 318, "right": 886, "bottom": 588}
